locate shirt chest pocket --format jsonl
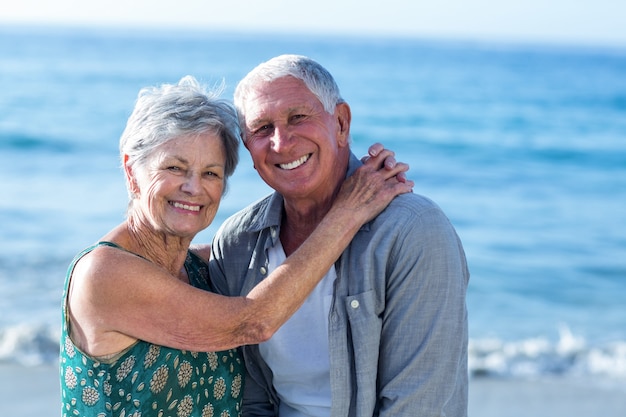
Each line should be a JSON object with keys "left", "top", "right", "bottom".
{"left": 343, "top": 290, "right": 383, "bottom": 365}
{"left": 344, "top": 290, "right": 381, "bottom": 331}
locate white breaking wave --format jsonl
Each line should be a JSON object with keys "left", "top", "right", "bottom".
{"left": 2, "top": 322, "right": 626, "bottom": 384}
{"left": 469, "top": 325, "right": 626, "bottom": 379}
{"left": 0, "top": 323, "right": 60, "bottom": 366}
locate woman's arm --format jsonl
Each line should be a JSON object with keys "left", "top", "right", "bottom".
{"left": 68, "top": 150, "right": 413, "bottom": 355}
{"left": 235, "top": 151, "right": 414, "bottom": 344}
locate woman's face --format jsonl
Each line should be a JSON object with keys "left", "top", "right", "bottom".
{"left": 128, "top": 133, "right": 226, "bottom": 239}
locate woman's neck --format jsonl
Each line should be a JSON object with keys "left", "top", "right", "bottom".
{"left": 120, "top": 216, "right": 191, "bottom": 283}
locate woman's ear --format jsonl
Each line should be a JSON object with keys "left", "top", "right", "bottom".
{"left": 123, "top": 154, "right": 139, "bottom": 195}
{"left": 336, "top": 102, "right": 352, "bottom": 147}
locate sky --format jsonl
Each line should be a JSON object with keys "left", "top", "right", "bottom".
{"left": 2, "top": 0, "right": 626, "bottom": 47}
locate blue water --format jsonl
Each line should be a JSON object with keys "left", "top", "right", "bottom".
{"left": 1, "top": 25, "right": 625, "bottom": 383}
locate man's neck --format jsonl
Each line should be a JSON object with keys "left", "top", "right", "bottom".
{"left": 280, "top": 196, "right": 334, "bottom": 256}
{"left": 279, "top": 149, "right": 352, "bottom": 256}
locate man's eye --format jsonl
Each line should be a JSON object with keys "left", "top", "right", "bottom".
{"left": 251, "top": 123, "right": 272, "bottom": 135}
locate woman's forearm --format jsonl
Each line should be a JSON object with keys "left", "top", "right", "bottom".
{"left": 238, "top": 205, "right": 366, "bottom": 343}
{"left": 234, "top": 159, "right": 413, "bottom": 345}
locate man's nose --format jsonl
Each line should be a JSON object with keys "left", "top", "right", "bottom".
{"left": 270, "top": 126, "right": 292, "bottom": 153}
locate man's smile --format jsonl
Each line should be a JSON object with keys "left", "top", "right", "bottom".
{"left": 278, "top": 153, "right": 311, "bottom": 170}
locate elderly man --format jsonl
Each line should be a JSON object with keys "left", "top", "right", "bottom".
{"left": 209, "top": 54, "right": 469, "bottom": 417}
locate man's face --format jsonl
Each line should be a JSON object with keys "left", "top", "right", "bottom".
{"left": 241, "top": 76, "right": 351, "bottom": 202}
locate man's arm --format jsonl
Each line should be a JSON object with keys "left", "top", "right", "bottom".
{"left": 378, "top": 207, "right": 469, "bottom": 416}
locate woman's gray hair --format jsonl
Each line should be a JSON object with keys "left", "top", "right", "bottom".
{"left": 120, "top": 75, "right": 239, "bottom": 197}
{"left": 233, "top": 54, "right": 344, "bottom": 136}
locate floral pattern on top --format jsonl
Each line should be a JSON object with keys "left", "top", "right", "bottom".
{"left": 60, "top": 242, "right": 244, "bottom": 417}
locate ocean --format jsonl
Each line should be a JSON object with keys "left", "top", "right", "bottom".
{"left": 1, "top": 25, "right": 625, "bottom": 388}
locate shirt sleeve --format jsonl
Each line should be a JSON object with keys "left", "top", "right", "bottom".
{"left": 377, "top": 206, "right": 469, "bottom": 417}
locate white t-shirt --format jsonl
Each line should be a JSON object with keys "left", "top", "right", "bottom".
{"left": 258, "top": 241, "right": 335, "bottom": 417}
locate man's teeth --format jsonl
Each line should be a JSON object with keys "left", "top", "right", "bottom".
{"left": 279, "top": 154, "right": 310, "bottom": 170}
{"left": 172, "top": 202, "right": 200, "bottom": 212}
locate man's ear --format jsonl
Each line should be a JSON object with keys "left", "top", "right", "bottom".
{"left": 336, "top": 102, "right": 352, "bottom": 147}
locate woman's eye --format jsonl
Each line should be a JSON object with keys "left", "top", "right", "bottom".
{"left": 167, "top": 166, "right": 182, "bottom": 173}
{"left": 204, "top": 171, "right": 223, "bottom": 179}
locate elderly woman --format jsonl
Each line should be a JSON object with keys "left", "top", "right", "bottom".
{"left": 59, "top": 76, "right": 413, "bottom": 416}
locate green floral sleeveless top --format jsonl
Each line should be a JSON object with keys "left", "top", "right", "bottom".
{"left": 60, "top": 242, "right": 244, "bottom": 417}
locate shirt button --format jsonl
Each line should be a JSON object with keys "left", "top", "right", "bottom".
{"left": 260, "top": 267, "right": 267, "bottom": 275}
{"left": 350, "top": 300, "right": 360, "bottom": 309}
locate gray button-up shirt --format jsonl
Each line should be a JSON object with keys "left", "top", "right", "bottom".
{"left": 209, "top": 153, "right": 469, "bottom": 417}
